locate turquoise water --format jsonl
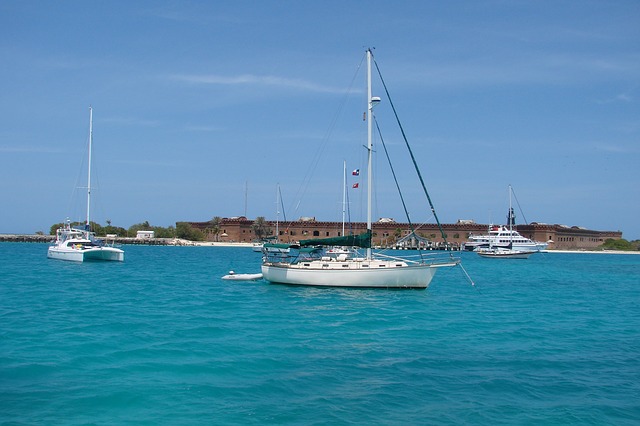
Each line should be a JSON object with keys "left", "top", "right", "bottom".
{"left": 1, "top": 243, "right": 639, "bottom": 425}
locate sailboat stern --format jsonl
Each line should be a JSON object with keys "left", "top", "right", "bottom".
{"left": 82, "top": 247, "right": 124, "bottom": 262}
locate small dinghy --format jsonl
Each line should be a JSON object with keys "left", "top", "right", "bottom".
{"left": 221, "top": 271, "right": 264, "bottom": 281}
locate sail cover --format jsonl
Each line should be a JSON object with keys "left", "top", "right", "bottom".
{"left": 299, "top": 231, "right": 371, "bottom": 248}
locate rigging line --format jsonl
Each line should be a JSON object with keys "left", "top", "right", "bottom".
{"left": 458, "top": 262, "right": 477, "bottom": 289}
{"left": 374, "top": 117, "right": 426, "bottom": 262}
{"left": 67, "top": 124, "right": 92, "bottom": 225}
{"left": 372, "top": 56, "right": 449, "bottom": 245}
{"left": 279, "top": 185, "right": 287, "bottom": 223}
{"left": 509, "top": 184, "right": 529, "bottom": 225}
{"left": 286, "top": 53, "right": 366, "bottom": 229}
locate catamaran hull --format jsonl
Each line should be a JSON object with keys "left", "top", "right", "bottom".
{"left": 261, "top": 263, "right": 456, "bottom": 289}
{"left": 47, "top": 247, "right": 124, "bottom": 262}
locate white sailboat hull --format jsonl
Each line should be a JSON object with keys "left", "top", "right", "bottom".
{"left": 262, "top": 260, "right": 456, "bottom": 289}
{"left": 47, "top": 246, "right": 124, "bottom": 262}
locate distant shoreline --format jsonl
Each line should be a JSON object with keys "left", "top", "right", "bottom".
{"left": 0, "top": 234, "right": 255, "bottom": 247}
{"left": 1, "top": 234, "right": 639, "bottom": 254}
{"left": 541, "top": 249, "right": 640, "bottom": 255}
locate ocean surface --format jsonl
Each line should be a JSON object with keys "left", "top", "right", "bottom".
{"left": 1, "top": 243, "right": 639, "bottom": 425}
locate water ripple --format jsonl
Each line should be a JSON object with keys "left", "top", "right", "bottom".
{"left": 1, "top": 244, "right": 639, "bottom": 424}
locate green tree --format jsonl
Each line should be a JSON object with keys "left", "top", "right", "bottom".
{"left": 600, "top": 238, "right": 638, "bottom": 251}
{"left": 176, "top": 222, "right": 204, "bottom": 241}
{"left": 153, "top": 226, "right": 176, "bottom": 238}
{"left": 207, "top": 216, "right": 222, "bottom": 241}
{"left": 126, "top": 221, "right": 177, "bottom": 238}
{"left": 251, "top": 217, "right": 271, "bottom": 241}
{"left": 103, "top": 224, "right": 128, "bottom": 237}
{"left": 50, "top": 223, "right": 63, "bottom": 235}
{"left": 128, "top": 221, "right": 152, "bottom": 236}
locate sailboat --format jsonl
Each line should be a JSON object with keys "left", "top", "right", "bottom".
{"left": 47, "top": 107, "right": 125, "bottom": 262}
{"left": 476, "top": 185, "right": 537, "bottom": 259}
{"left": 253, "top": 184, "right": 290, "bottom": 253}
{"left": 323, "top": 160, "right": 357, "bottom": 260}
{"left": 261, "top": 49, "right": 459, "bottom": 288}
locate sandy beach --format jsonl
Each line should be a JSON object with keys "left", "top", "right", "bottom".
{"left": 2, "top": 234, "right": 637, "bottom": 254}
{"left": 541, "top": 249, "right": 640, "bottom": 255}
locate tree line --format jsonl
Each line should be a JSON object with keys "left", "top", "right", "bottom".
{"left": 48, "top": 220, "right": 206, "bottom": 241}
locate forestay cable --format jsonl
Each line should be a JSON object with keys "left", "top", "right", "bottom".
{"left": 372, "top": 55, "right": 448, "bottom": 243}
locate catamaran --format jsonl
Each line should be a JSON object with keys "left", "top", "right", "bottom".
{"left": 261, "top": 49, "right": 459, "bottom": 288}
{"left": 48, "top": 107, "right": 124, "bottom": 262}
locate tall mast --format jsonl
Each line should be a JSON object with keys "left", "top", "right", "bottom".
{"left": 275, "top": 183, "right": 280, "bottom": 240}
{"left": 508, "top": 184, "right": 513, "bottom": 245}
{"left": 86, "top": 106, "right": 93, "bottom": 230}
{"left": 366, "top": 49, "right": 373, "bottom": 259}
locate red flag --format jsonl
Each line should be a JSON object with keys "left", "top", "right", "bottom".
{"left": 352, "top": 183, "right": 359, "bottom": 188}
{"left": 352, "top": 169, "right": 360, "bottom": 176}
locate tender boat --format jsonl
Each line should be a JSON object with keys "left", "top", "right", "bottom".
{"left": 221, "top": 271, "right": 264, "bottom": 281}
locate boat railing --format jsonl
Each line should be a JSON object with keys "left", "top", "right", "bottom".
{"left": 375, "top": 250, "right": 461, "bottom": 266}
{"left": 263, "top": 247, "right": 321, "bottom": 265}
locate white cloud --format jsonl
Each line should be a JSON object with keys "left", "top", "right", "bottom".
{"left": 592, "top": 142, "right": 639, "bottom": 154}
{"left": 100, "top": 117, "right": 162, "bottom": 127}
{"left": 0, "top": 145, "right": 62, "bottom": 154}
{"left": 169, "top": 73, "right": 348, "bottom": 94}
{"left": 185, "top": 125, "right": 222, "bottom": 132}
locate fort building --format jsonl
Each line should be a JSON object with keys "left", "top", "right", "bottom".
{"left": 188, "top": 217, "right": 622, "bottom": 251}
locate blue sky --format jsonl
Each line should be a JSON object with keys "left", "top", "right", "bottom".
{"left": 1, "top": 1, "right": 639, "bottom": 239}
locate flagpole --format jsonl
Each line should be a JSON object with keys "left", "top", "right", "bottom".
{"left": 342, "top": 160, "right": 346, "bottom": 237}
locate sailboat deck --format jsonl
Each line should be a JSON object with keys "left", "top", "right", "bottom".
{"left": 270, "top": 257, "right": 408, "bottom": 270}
